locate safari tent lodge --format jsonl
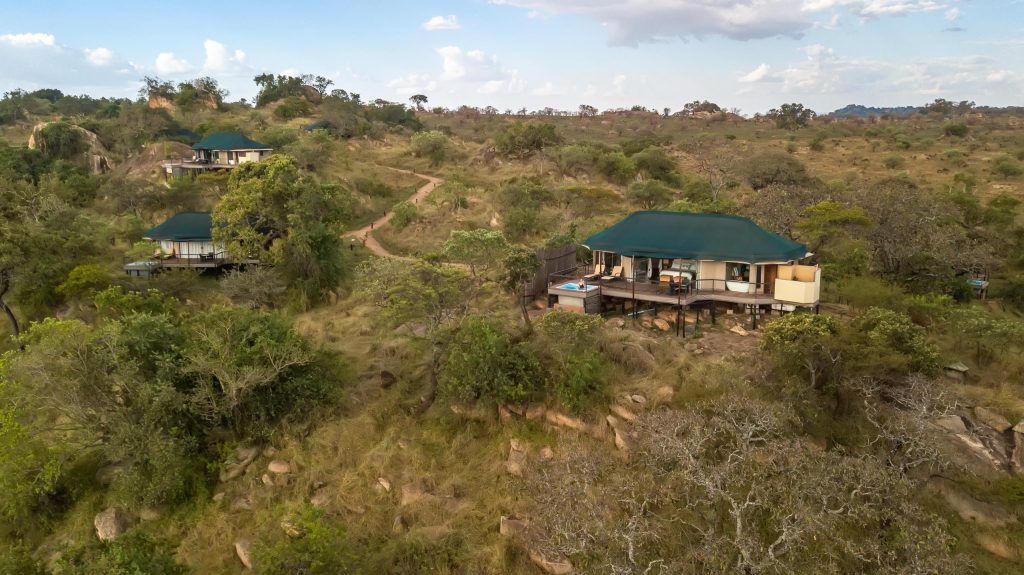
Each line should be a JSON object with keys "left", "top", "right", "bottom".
{"left": 548, "top": 211, "right": 821, "bottom": 317}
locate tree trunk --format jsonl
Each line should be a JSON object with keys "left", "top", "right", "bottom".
{"left": 411, "top": 343, "right": 440, "bottom": 415}
{"left": 0, "top": 290, "right": 23, "bottom": 351}
{"left": 519, "top": 290, "right": 533, "bottom": 333}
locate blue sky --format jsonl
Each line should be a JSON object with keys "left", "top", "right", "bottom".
{"left": 1, "top": 1, "right": 1022, "bottom": 114}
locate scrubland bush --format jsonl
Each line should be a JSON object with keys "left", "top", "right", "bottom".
{"left": 390, "top": 200, "right": 417, "bottom": 229}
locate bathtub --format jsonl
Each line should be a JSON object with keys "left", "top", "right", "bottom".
{"left": 726, "top": 280, "right": 752, "bottom": 293}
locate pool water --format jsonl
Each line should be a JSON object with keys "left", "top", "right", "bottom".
{"left": 558, "top": 282, "right": 597, "bottom": 292}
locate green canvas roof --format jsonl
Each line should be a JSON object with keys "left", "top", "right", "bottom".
{"left": 143, "top": 212, "right": 213, "bottom": 241}
{"left": 583, "top": 211, "right": 808, "bottom": 263}
{"left": 191, "top": 131, "right": 271, "bottom": 151}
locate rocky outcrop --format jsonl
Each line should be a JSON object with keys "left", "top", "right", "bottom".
{"left": 974, "top": 533, "right": 1020, "bottom": 562}
{"left": 234, "top": 540, "right": 254, "bottom": 570}
{"left": 499, "top": 515, "right": 530, "bottom": 537}
{"left": 267, "top": 460, "right": 292, "bottom": 474}
{"left": 147, "top": 94, "right": 177, "bottom": 111}
{"left": 506, "top": 439, "right": 528, "bottom": 477}
{"left": 27, "top": 122, "right": 113, "bottom": 174}
{"left": 928, "top": 476, "right": 1017, "bottom": 527}
{"left": 219, "top": 446, "right": 260, "bottom": 482}
{"left": 94, "top": 507, "right": 132, "bottom": 541}
{"left": 974, "top": 407, "right": 1012, "bottom": 433}
{"left": 528, "top": 549, "right": 574, "bottom": 575}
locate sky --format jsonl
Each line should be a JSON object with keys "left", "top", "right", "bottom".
{"left": 1, "top": 1, "right": 1023, "bottom": 115}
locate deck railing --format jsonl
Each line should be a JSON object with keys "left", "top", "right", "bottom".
{"left": 122, "top": 250, "right": 228, "bottom": 270}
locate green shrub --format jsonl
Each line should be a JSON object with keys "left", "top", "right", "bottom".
{"left": 943, "top": 122, "right": 968, "bottom": 137}
{"left": 852, "top": 307, "right": 939, "bottom": 375}
{"left": 834, "top": 276, "right": 905, "bottom": 310}
{"left": 0, "top": 546, "right": 46, "bottom": 575}
{"left": 743, "top": 152, "right": 810, "bottom": 189}
{"left": 883, "top": 154, "right": 905, "bottom": 169}
{"left": 390, "top": 201, "right": 417, "bottom": 229}
{"left": 37, "top": 122, "right": 86, "bottom": 161}
{"left": 626, "top": 180, "right": 672, "bottom": 209}
{"left": 273, "top": 96, "right": 313, "bottom": 120}
{"left": 631, "top": 147, "right": 680, "bottom": 184}
{"left": 494, "top": 122, "right": 559, "bottom": 158}
{"left": 809, "top": 133, "right": 827, "bottom": 152}
{"left": 597, "top": 151, "right": 636, "bottom": 185}
{"left": 258, "top": 506, "right": 352, "bottom": 575}
{"left": 440, "top": 318, "right": 544, "bottom": 405}
{"left": 54, "top": 531, "right": 186, "bottom": 575}
{"left": 992, "top": 154, "right": 1023, "bottom": 178}
{"left": 410, "top": 130, "right": 449, "bottom": 166}
{"left": 551, "top": 350, "right": 608, "bottom": 413}
{"left": 57, "top": 263, "right": 112, "bottom": 300}
{"left": 503, "top": 207, "right": 540, "bottom": 240}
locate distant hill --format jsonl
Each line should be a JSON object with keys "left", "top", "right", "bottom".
{"left": 829, "top": 104, "right": 920, "bottom": 118}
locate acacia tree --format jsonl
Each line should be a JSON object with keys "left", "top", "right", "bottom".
{"left": 767, "top": 103, "right": 816, "bottom": 129}
{"left": 500, "top": 246, "right": 541, "bottom": 330}
{"left": 358, "top": 258, "right": 474, "bottom": 411}
{"left": 442, "top": 229, "right": 509, "bottom": 278}
{"left": 761, "top": 313, "right": 841, "bottom": 390}
{"left": 212, "top": 154, "right": 352, "bottom": 306}
{"left": 409, "top": 94, "right": 428, "bottom": 110}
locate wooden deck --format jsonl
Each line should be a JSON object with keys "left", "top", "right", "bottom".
{"left": 549, "top": 276, "right": 789, "bottom": 310}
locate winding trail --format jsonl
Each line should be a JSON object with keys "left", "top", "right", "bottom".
{"left": 343, "top": 167, "right": 443, "bottom": 258}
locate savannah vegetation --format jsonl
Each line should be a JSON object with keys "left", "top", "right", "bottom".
{"left": 1, "top": 76, "right": 1024, "bottom": 573}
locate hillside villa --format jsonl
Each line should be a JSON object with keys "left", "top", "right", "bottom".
{"left": 548, "top": 211, "right": 821, "bottom": 320}
{"left": 163, "top": 131, "right": 272, "bottom": 177}
{"left": 123, "top": 211, "right": 236, "bottom": 277}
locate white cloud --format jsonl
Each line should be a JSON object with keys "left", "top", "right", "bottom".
{"left": 738, "top": 63, "right": 772, "bottom": 83}
{"left": 436, "top": 45, "right": 505, "bottom": 81}
{"left": 155, "top": 52, "right": 191, "bottom": 75}
{"left": 0, "top": 32, "right": 56, "bottom": 47}
{"left": 987, "top": 70, "right": 1012, "bottom": 82}
{"left": 734, "top": 42, "right": 1020, "bottom": 104}
{"left": 612, "top": 74, "right": 627, "bottom": 94}
{"left": 388, "top": 73, "right": 438, "bottom": 96}
{"left": 945, "top": 7, "right": 960, "bottom": 21}
{"left": 530, "top": 81, "right": 561, "bottom": 96}
{"left": 84, "top": 47, "right": 113, "bottom": 66}
{"left": 492, "top": 1, "right": 952, "bottom": 44}
{"left": 0, "top": 33, "right": 139, "bottom": 96}
{"left": 422, "top": 15, "right": 461, "bottom": 31}
{"left": 202, "top": 39, "right": 248, "bottom": 74}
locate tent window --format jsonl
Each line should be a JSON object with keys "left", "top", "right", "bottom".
{"left": 729, "top": 262, "right": 750, "bottom": 281}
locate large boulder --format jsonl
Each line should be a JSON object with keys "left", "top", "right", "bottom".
{"left": 499, "top": 515, "right": 530, "bottom": 537}
{"left": 506, "top": 439, "right": 528, "bottom": 477}
{"left": 528, "top": 549, "right": 574, "bottom": 574}
{"left": 267, "top": 460, "right": 292, "bottom": 474}
{"left": 234, "top": 540, "right": 254, "bottom": 570}
{"left": 928, "top": 477, "right": 1017, "bottom": 527}
{"left": 219, "top": 446, "right": 260, "bottom": 482}
{"left": 974, "top": 407, "right": 1012, "bottom": 433}
{"left": 94, "top": 507, "right": 132, "bottom": 541}
{"left": 27, "top": 122, "right": 113, "bottom": 174}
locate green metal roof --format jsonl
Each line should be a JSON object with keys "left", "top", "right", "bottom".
{"left": 583, "top": 211, "right": 808, "bottom": 263}
{"left": 143, "top": 212, "right": 213, "bottom": 241}
{"left": 191, "top": 131, "right": 271, "bottom": 151}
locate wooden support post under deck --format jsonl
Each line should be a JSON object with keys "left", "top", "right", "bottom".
{"left": 752, "top": 306, "right": 758, "bottom": 330}
{"left": 676, "top": 306, "right": 681, "bottom": 337}
{"left": 631, "top": 278, "right": 636, "bottom": 324}
{"left": 711, "top": 302, "right": 717, "bottom": 325}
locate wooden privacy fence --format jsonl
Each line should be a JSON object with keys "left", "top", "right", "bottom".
{"left": 525, "top": 244, "right": 578, "bottom": 298}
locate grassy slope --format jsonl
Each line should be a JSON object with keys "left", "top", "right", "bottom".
{"left": 9, "top": 106, "right": 1024, "bottom": 572}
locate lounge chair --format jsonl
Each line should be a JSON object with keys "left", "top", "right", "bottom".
{"left": 601, "top": 265, "right": 623, "bottom": 281}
